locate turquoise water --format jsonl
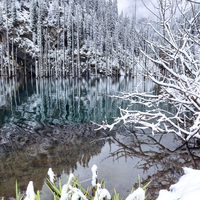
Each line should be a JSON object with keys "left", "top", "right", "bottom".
{"left": 0, "top": 76, "right": 155, "bottom": 126}
{"left": 0, "top": 75, "right": 192, "bottom": 199}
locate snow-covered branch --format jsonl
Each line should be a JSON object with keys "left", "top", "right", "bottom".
{"left": 97, "top": 0, "right": 200, "bottom": 142}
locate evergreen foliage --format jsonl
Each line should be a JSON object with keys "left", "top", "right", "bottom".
{"left": 0, "top": 7, "right": 3, "bottom": 26}
{"left": 0, "top": 0, "right": 141, "bottom": 77}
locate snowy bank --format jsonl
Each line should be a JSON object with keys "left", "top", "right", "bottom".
{"left": 21, "top": 166, "right": 200, "bottom": 200}
{"left": 156, "top": 167, "right": 200, "bottom": 200}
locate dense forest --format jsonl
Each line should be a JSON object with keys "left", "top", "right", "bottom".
{"left": 0, "top": 0, "right": 145, "bottom": 78}
{"left": 1, "top": 1, "right": 200, "bottom": 199}
{"left": 0, "top": 0, "right": 199, "bottom": 79}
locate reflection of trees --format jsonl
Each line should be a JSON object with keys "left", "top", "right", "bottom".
{"left": 0, "top": 76, "right": 157, "bottom": 198}
{"left": 0, "top": 124, "right": 113, "bottom": 199}
{"left": 1, "top": 125, "right": 199, "bottom": 199}
{"left": 0, "top": 76, "right": 24, "bottom": 126}
{"left": 104, "top": 126, "right": 200, "bottom": 199}
{"left": 0, "top": 76, "right": 155, "bottom": 126}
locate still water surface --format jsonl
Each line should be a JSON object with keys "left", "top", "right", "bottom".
{"left": 0, "top": 76, "right": 198, "bottom": 199}
{"left": 0, "top": 76, "right": 153, "bottom": 126}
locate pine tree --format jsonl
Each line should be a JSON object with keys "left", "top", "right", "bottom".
{"left": 130, "top": 9, "right": 137, "bottom": 76}
{"left": 92, "top": 12, "right": 98, "bottom": 77}
{"left": 69, "top": 0, "right": 75, "bottom": 16}
{"left": 118, "top": 11, "right": 124, "bottom": 47}
{"left": 67, "top": 10, "right": 72, "bottom": 53}
{"left": 113, "top": 21, "right": 118, "bottom": 51}
{"left": 72, "top": 16, "right": 75, "bottom": 78}
{"left": 37, "top": 0, "right": 45, "bottom": 77}
{"left": 76, "top": 4, "right": 81, "bottom": 78}
{"left": 68, "top": 0, "right": 75, "bottom": 77}
{"left": 85, "top": 15, "right": 91, "bottom": 49}
{"left": 82, "top": 10, "right": 87, "bottom": 42}
{"left": 4, "top": 0, "right": 11, "bottom": 15}
{"left": 11, "top": 0, "right": 17, "bottom": 27}
{"left": 113, "top": 0, "right": 118, "bottom": 22}
{"left": 30, "top": 0, "right": 38, "bottom": 32}
{"left": 4, "top": 0, "right": 10, "bottom": 77}
{"left": 98, "top": 20, "right": 104, "bottom": 55}
{"left": 0, "top": 0, "right": 138, "bottom": 77}
{"left": 88, "top": 0, "right": 95, "bottom": 12}
{"left": 62, "top": 0, "right": 66, "bottom": 77}
{"left": 42, "top": 1, "right": 48, "bottom": 18}
{"left": 0, "top": 7, "right": 3, "bottom": 26}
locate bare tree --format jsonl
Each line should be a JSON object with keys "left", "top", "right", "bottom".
{"left": 97, "top": 0, "right": 200, "bottom": 142}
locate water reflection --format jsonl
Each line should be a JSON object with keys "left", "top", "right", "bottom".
{"left": 0, "top": 76, "right": 155, "bottom": 126}
{"left": 0, "top": 124, "right": 110, "bottom": 198}
{"left": 108, "top": 127, "right": 200, "bottom": 198}
{"left": 0, "top": 75, "right": 157, "bottom": 198}
{"left": 0, "top": 124, "right": 199, "bottom": 199}
{"left": 1, "top": 76, "right": 197, "bottom": 199}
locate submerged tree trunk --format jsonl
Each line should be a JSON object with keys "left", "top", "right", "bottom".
{"left": 77, "top": 17, "right": 81, "bottom": 79}
{"left": 12, "top": 37, "right": 14, "bottom": 77}
{"left": 1, "top": 46, "right": 3, "bottom": 75}
{"left": 35, "top": 60, "right": 38, "bottom": 79}
{"left": 95, "top": 51, "right": 97, "bottom": 78}
{"left": 63, "top": 2, "right": 66, "bottom": 77}
{"left": 72, "top": 17, "right": 75, "bottom": 78}
{"left": 55, "top": 49, "right": 58, "bottom": 78}
{"left": 15, "top": 47, "right": 17, "bottom": 76}
{"left": 6, "top": 10, "right": 10, "bottom": 77}
{"left": 24, "top": 51, "right": 26, "bottom": 76}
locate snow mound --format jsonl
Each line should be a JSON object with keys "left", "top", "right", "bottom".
{"left": 156, "top": 167, "right": 200, "bottom": 200}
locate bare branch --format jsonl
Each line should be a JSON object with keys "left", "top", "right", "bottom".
{"left": 187, "top": 0, "right": 200, "bottom": 4}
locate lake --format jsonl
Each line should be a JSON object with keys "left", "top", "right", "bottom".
{"left": 0, "top": 75, "right": 198, "bottom": 199}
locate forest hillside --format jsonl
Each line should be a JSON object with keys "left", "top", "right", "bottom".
{"left": 0, "top": 0, "right": 140, "bottom": 78}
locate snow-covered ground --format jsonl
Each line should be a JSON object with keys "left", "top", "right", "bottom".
{"left": 124, "top": 168, "right": 200, "bottom": 200}
{"left": 23, "top": 166, "right": 200, "bottom": 200}
{"left": 156, "top": 167, "right": 200, "bottom": 200}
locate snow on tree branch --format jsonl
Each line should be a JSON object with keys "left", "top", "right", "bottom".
{"left": 97, "top": 0, "right": 200, "bottom": 142}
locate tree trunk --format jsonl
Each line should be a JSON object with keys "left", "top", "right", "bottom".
{"left": 72, "top": 17, "right": 75, "bottom": 78}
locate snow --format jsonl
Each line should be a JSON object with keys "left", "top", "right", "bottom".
{"left": 156, "top": 167, "right": 200, "bottom": 200}
{"left": 60, "top": 184, "right": 71, "bottom": 200}
{"left": 24, "top": 181, "right": 35, "bottom": 200}
{"left": 125, "top": 188, "right": 145, "bottom": 200}
{"left": 47, "top": 168, "right": 55, "bottom": 183}
{"left": 60, "top": 174, "right": 75, "bottom": 200}
{"left": 22, "top": 165, "right": 200, "bottom": 200}
{"left": 98, "top": 188, "right": 111, "bottom": 200}
{"left": 156, "top": 190, "right": 179, "bottom": 200}
{"left": 71, "top": 192, "right": 80, "bottom": 200}
{"left": 60, "top": 175, "right": 87, "bottom": 200}
{"left": 94, "top": 183, "right": 111, "bottom": 200}
{"left": 66, "top": 173, "right": 75, "bottom": 189}
{"left": 91, "top": 164, "right": 98, "bottom": 187}
{"left": 69, "top": 185, "right": 87, "bottom": 200}
{"left": 0, "top": 0, "right": 144, "bottom": 78}
{"left": 91, "top": 164, "right": 111, "bottom": 200}
{"left": 61, "top": 166, "right": 200, "bottom": 200}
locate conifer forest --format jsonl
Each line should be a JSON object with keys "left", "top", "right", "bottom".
{"left": 1, "top": 0, "right": 200, "bottom": 199}
{"left": 0, "top": 0, "right": 144, "bottom": 78}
